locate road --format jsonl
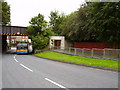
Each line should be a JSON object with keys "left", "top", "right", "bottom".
{"left": 2, "top": 48, "right": 118, "bottom": 89}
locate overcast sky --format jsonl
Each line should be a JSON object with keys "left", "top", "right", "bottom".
{"left": 6, "top": 0, "right": 85, "bottom": 27}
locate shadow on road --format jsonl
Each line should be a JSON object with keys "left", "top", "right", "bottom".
{"left": 5, "top": 47, "right": 16, "bottom": 54}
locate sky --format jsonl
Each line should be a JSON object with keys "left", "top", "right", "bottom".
{"left": 6, "top": 0, "right": 85, "bottom": 27}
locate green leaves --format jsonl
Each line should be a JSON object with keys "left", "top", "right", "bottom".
{"left": 27, "top": 13, "right": 54, "bottom": 50}
{"left": 87, "top": 2, "right": 120, "bottom": 42}
{"left": 49, "top": 10, "right": 65, "bottom": 35}
{"left": 29, "top": 13, "right": 47, "bottom": 30}
{"left": 1, "top": 0, "right": 10, "bottom": 25}
{"left": 60, "top": 6, "right": 90, "bottom": 42}
{"left": 28, "top": 2, "right": 120, "bottom": 50}
{"left": 32, "top": 35, "right": 49, "bottom": 50}
{"left": 61, "top": 2, "right": 120, "bottom": 42}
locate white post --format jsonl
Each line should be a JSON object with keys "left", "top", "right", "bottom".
{"left": 61, "top": 37, "right": 65, "bottom": 50}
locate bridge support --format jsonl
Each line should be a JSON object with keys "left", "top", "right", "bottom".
{"left": 0, "top": 36, "right": 2, "bottom": 54}
{"left": 2, "top": 35, "right": 7, "bottom": 53}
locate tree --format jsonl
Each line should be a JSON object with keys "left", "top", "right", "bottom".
{"left": 87, "top": 2, "right": 120, "bottom": 42}
{"left": 60, "top": 2, "right": 120, "bottom": 42}
{"left": 27, "top": 13, "right": 54, "bottom": 50}
{"left": 60, "top": 4, "right": 90, "bottom": 42}
{"left": 60, "top": 11, "right": 78, "bottom": 41}
{"left": 28, "top": 13, "right": 47, "bottom": 36}
{"left": 0, "top": 0, "right": 10, "bottom": 52}
{"left": 0, "top": 0, "right": 10, "bottom": 25}
{"left": 49, "top": 10, "right": 65, "bottom": 35}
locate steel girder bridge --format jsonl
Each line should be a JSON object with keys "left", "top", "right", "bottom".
{"left": 1, "top": 25, "right": 27, "bottom": 36}
{"left": 0, "top": 25, "right": 28, "bottom": 53}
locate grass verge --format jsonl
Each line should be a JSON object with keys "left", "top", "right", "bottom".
{"left": 34, "top": 51, "right": 119, "bottom": 69}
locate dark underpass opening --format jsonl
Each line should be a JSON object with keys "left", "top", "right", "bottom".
{"left": 1, "top": 25, "right": 28, "bottom": 53}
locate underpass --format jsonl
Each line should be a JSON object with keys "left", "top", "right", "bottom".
{"left": 1, "top": 25, "right": 27, "bottom": 53}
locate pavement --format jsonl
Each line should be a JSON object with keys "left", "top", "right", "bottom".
{"left": 2, "top": 48, "right": 119, "bottom": 88}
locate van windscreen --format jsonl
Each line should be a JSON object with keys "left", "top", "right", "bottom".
{"left": 17, "top": 44, "right": 28, "bottom": 49}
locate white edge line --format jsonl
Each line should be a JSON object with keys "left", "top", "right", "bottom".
{"left": 45, "top": 78, "right": 66, "bottom": 89}
{"left": 20, "top": 64, "right": 33, "bottom": 72}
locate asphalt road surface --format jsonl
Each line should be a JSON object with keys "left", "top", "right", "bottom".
{"left": 2, "top": 48, "right": 118, "bottom": 89}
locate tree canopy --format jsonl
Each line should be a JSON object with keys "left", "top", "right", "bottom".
{"left": 56, "top": 2, "right": 120, "bottom": 42}
{"left": 87, "top": 2, "right": 120, "bottom": 42}
{"left": 27, "top": 13, "right": 54, "bottom": 50}
{"left": 0, "top": 0, "right": 10, "bottom": 25}
{"left": 49, "top": 10, "right": 65, "bottom": 35}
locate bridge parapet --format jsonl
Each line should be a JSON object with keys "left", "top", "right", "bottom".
{"left": 0, "top": 25, "right": 28, "bottom": 36}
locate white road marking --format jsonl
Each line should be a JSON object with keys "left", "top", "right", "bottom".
{"left": 45, "top": 78, "right": 66, "bottom": 89}
{"left": 20, "top": 63, "right": 33, "bottom": 72}
{"left": 14, "top": 58, "right": 18, "bottom": 62}
{"left": 14, "top": 55, "right": 18, "bottom": 62}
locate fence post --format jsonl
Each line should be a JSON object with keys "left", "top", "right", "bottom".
{"left": 74, "top": 48, "right": 76, "bottom": 55}
{"left": 118, "top": 50, "right": 120, "bottom": 61}
{"left": 82, "top": 48, "right": 84, "bottom": 56}
{"left": 91, "top": 48, "right": 94, "bottom": 58}
{"left": 103, "top": 49, "right": 106, "bottom": 58}
{"left": 69, "top": 47, "right": 71, "bottom": 54}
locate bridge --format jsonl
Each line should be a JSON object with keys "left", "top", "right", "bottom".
{"left": 1, "top": 25, "right": 28, "bottom": 36}
{"left": 0, "top": 25, "right": 28, "bottom": 53}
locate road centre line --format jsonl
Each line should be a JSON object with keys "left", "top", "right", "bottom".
{"left": 14, "top": 55, "right": 16, "bottom": 59}
{"left": 20, "top": 63, "right": 33, "bottom": 72}
{"left": 45, "top": 78, "right": 67, "bottom": 89}
{"left": 14, "top": 55, "right": 18, "bottom": 62}
{"left": 14, "top": 55, "right": 68, "bottom": 88}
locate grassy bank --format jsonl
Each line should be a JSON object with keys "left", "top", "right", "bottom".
{"left": 34, "top": 51, "right": 119, "bottom": 69}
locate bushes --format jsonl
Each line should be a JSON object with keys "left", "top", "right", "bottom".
{"left": 32, "top": 35, "right": 49, "bottom": 50}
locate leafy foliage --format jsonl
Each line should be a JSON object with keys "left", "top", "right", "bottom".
{"left": 27, "top": 13, "right": 54, "bottom": 50}
{"left": 32, "top": 35, "right": 49, "bottom": 50}
{"left": 0, "top": 0, "right": 10, "bottom": 25}
{"left": 59, "top": 2, "right": 120, "bottom": 42}
{"left": 60, "top": 5, "right": 90, "bottom": 42}
{"left": 87, "top": 2, "right": 120, "bottom": 42}
{"left": 49, "top": 10, "right": 65, "bottom": 35}
{"left": 28, "top": 13, "right": 47, "bottom": 36}
{"left": 28, "top": 2, "right": 120, "bottom": 50}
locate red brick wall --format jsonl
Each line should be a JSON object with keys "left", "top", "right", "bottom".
{"left": 74, "top": 42, "right": 108, "bottom": 49}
